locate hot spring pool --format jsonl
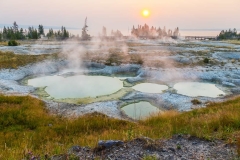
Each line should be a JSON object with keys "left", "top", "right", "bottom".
{"left": 28, "top": 75, "right": 123, "bottom": 99}
{"left": 132, "top": 83, "right": 168, "bottom": 93}
{"left": 173, "top": 82, "right": 225, "bottom": 98}
{"left": 121, "top": 101, "right": 161, "bottom": 120}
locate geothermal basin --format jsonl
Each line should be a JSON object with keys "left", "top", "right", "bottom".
{"left": 1, "top": 39, "right": 239, "bottom": 120}
{"left": 132, "top": 83, "right": 168, "bottom": 93}
{"left": 174, "top": 82, "right": 225, "bottom": 98}
{"left": 28, "top": 75, "right": 123, "bottom": 99}
{"left": 121, "top": 101, "right": 161, "bottom": 120}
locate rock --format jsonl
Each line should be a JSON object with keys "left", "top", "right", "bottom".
{"left": 173, "top": 56, "right": 191, "bottom": 64}
{"left": 231, "top": 88, "right": 240, "bottom": 93}
{"left": 168, "top": 147, "right": 176, "bottom": 152}
{"left": 83, "top": 62, "right": 105, "bottom": 69}
{"left": 68, "top": 145, "right": 81, "bottom": 154}
{"left": 192, "top": 142, "right": 198, "bottom": 145}
{"left": 222, "top": 81, "right": 236, "bottom": 87}
{"left": 98, "top": 140, "right": 124, "bottom": 148}
{"left": 231, "top": 79, "right": 240, "bottom": 85}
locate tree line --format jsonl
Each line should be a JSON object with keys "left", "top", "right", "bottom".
{"left": 0, "top": 21, "right": 71, "bottom": 41}
{"left": 217, "top": 28, "right": 240, "bottom": 40}
{"left": 46, "top": 26, "right": 70, "bottom": 40}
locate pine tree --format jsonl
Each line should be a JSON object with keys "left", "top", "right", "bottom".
{"left": 0, "top": 31, "right": 2, "bottom": 41}
{"left": 20, "top": 28, "right": 25, "bottom": 40}
{"left": 38, "top": 25, "right": 44, "bottom": 36}
{"left": 13, "top": 21, "right": 18, "bottom": 33}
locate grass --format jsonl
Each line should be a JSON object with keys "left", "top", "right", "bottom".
{"left": 126, "top": 42, "right": 152, "bottom": 47}
{"left": 1, "top": 95, "right": 240, "bottom": 159}
{"left": 176, "top": 43, "right": 236, "bottom": 50}
{"left": 84, "top": 48, "right": 144, "bottom": 66}
{"left": 0, "top": 51, "right": 59, "bottom": 69}
{"left": 0, "top": 41, "right": 8, "bottom": 46}
{"left": 143, "top": 155, "right": 158, "bottom": 160}
{"left": 225, "top": 40, "right": 240, "bottom": 45}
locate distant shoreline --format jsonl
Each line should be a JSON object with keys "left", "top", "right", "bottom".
{"left": 0, "top": 25, "right": 238, "bottom": 37}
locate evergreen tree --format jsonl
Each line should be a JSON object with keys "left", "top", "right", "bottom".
{"left": 46, "top": 28, "right": 54, "bottom": 39}
{"left": 28, "top": 27, "right": 38, "bottom": 39}
{"left": 1, "top": 24, "right": 25, "bottom": 40}
{"left": 28, "top": 27, "right": 33, "bottom": 39}
{"left": 13, "top": 21, "right": 18, "bottom": 33}
{"left": 20, "top": 28, "right": 25, "bottom": 40}
{"left": 49, "top": 26, "right": 70, "bottom": 40}
{"left": 0, "top": 31, "right": 2, "bottom": 41}
{"left": 38, "top": 25, "right": 44, "bottom": 36}
{"left": 217, "top": 28, "right": 239, "bottom": 40}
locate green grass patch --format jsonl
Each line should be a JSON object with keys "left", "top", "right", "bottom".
{"left": 1, "top": 95, "right": 240, "bottom": 158}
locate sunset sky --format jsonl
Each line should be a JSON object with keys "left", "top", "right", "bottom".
{"left": 1, "top": 0, "right": 240, "bottom": 35}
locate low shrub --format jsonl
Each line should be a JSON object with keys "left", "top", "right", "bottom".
{"left": 105, "top": 53, "right": 123, "bottom": 65}
{"left": 191, "top": 99, "right": 202, "bottom": 105}
{"left": 203, "top": 57, "right": 209, "bottom": 63}
{"left": 8, "top": 40, "right": 18, "bottom": 46}
{"left": 130, "top": 54, "right": 144, "bottom": 65}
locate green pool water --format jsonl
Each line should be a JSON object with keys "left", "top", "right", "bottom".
{"left": 122, "top": 101, "right": 161, "bottom": 120}
{"left": 28, "top": 75, "right": 123, "bottom": 99}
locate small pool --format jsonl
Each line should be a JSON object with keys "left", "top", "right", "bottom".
{"left": 132, "top": 83, "right": 168, "bottom": 93}
{"left": 28, "top": 75, "right": 123, "bottom": 99}
{"left": 173, "top": 82, "right": 225, "bottom": 98}
{"left": 121, "top": 101, "right": 161, "bottom": 120}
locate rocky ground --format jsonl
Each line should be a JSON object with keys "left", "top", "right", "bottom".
{"left": 45, "top": 100, "right": 126, "bottom": 119}
{"left": 49, "top": 135, "right": 237, "bottom": 160}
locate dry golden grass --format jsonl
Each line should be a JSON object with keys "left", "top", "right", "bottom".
{"left": 126, "top": 42, "right": 151, "bottom": 47}
{"left": 1, "top": 95, "right": 240, "bottom": 159}
{"left": 0, "top": 51, "right": 59, "bottom": 69}
{"left": 0, "top": 41, "right": 8, "bottom": 46}
{"left": 225, "top": 40, "right": 240, "bottom": 45}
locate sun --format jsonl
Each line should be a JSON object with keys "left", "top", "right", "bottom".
{"left": 142, "top": 9, "right": 150, "bottom": 17}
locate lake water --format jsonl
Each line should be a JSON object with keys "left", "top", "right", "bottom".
{"left": 121, "top": 101, "right": 161, "bottom": 120}
{"left": 28, "top": 75, "right": 123, "bottom": 99}
{"left": 180, "top": 30, "right": 220, "bottom": 36}
{"left": 132, "top": 83, "right": 168, "bottom": 93}
{"left": 174, "top": 82, "right": 225, "bottom": 98}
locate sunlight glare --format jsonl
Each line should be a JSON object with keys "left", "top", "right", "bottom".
{"left": 142, "top": 9, "right": 150, "bottom": 17}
